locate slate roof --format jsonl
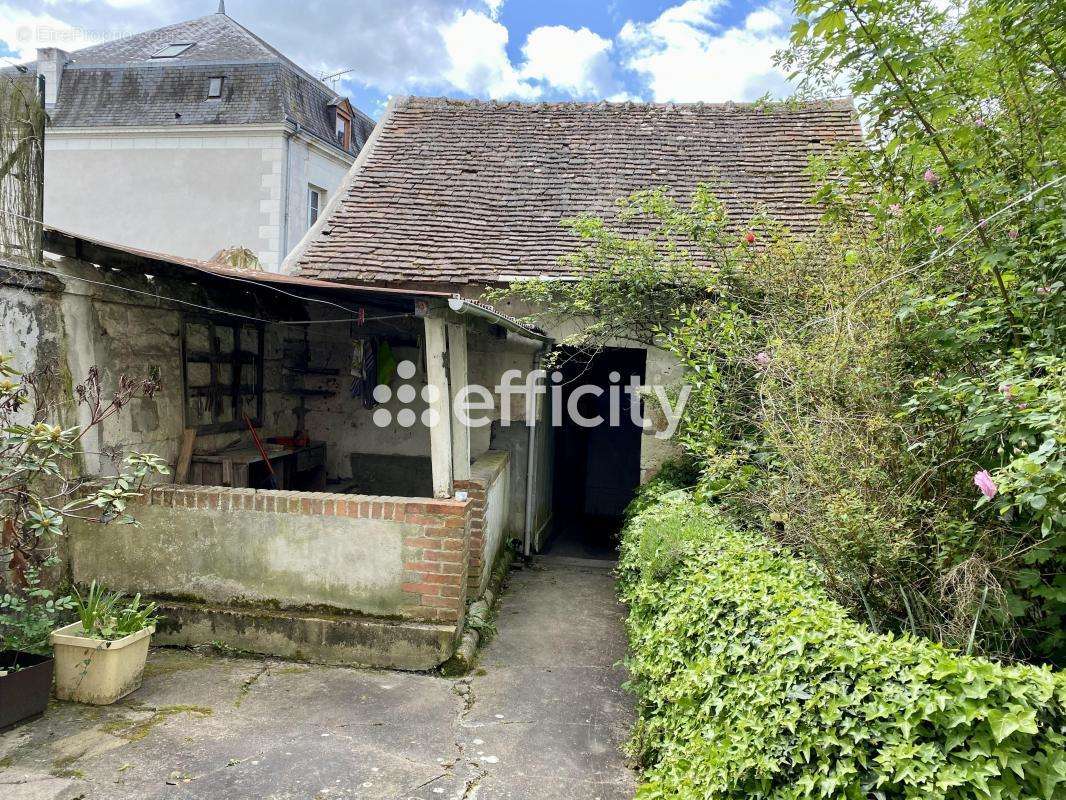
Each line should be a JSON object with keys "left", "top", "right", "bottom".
{"left": 292, "top": 96, "right": 862, "bottom": 285}
{"left": 8, "top": 11, "right": 373, "bottom": 154}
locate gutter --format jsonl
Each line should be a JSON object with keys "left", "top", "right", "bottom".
{"left": 446, "top": 296, "right": 552, "bottom": 343}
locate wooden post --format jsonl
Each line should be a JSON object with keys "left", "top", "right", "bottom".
{"left": 447, "top": 322, "right": 471, "bottom": 482}
{"left": 424, "top": 314, "right": 453, "bottom": 498}
{"left": 175, "top": 427, "right": 197, "bottom": 484}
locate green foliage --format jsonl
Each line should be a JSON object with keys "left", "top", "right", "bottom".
{"left": 73, "top": 581, "right": 159, "bottom": 641}
{"left": 498, "top": 0, "right": 1065, "bottom": 662}
{"left": 0, "top": 561, "right": 74, "bottom": 654}
{"left": 0, "top": 355, "right": 167, "bottom": 653}
{"left": 780, "top": 0, "right": 1066, "bottom": 658}
{"left": 620, "top": 492, "right": 1066, "bottom": 800}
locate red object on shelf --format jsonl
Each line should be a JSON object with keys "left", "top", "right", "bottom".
{"left": 267, "top": 432, "right": 310, "bottom": 448}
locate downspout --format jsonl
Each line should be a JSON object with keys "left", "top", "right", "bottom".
{"left": 446, "top": 297, "right": 553, "bottom": 555}
{"left": 279, "top": 118, "right": 298, "bottom": 270}
{"left": 523, "top": 343, "right": 551, "bottom": 556}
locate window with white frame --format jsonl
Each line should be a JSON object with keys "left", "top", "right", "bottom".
{"left": 307, "top": 186, "right": 324, "bottom": 228}
{"left": 207, "top": 76, "right": 224, "bottom": 99}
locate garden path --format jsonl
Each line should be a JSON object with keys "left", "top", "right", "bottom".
{"left": 0, "top": 555, "right": 635, "bottom": 799}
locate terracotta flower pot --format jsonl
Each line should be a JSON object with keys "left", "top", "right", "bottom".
{"left": 0, "top": 651, "right": 54, "bottom": 729}
{"left": 50, "top": 623, "right": 154, "bottom": 705}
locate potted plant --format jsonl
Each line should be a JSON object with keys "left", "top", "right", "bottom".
{"left": 1, "top": 354, "right": 167, "bottom": 725}
{"left": 0, "top": 564, "right": 72, "bottom": 729}
{"left": 52, "top": 581, "right": 159, "bottom": 705}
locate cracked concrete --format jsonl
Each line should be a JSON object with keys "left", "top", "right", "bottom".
{"left": 0, "top": 555, "right": 636, "bottom": 799}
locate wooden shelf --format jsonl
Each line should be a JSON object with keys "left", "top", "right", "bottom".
{"left": 287, "top": 367, "right": 340, "bottom": 376}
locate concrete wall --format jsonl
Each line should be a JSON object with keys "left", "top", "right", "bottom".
{"left": 283, "top": 137, "right": 351, "bottom": 265}
{"left": 44, "top": 127, "right": 352, "bottom": 271}
{"left": 66, "top": 487, "right": 474, "bottom": 669}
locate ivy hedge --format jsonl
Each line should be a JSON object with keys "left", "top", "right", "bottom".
{"left": 619, "top": 484, "right": 1066, "bottom": 799}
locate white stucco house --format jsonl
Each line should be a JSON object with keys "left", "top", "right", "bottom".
{"left": 12, "top": 5, "right": 374, "bottom": 272}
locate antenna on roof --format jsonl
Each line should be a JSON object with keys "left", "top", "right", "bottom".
{"left": 217, "top": 0, "right": 226, "bottom": 13}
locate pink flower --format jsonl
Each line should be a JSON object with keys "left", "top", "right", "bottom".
{"left": 923, "top": 168, "right": 939, "bottom": 185}
{"left": 934, "top": 225, "right": 945, "bottom": 236}
{"left": 1007, "top": 228, "right": 1019, "bottom": 240}
{"left": 978, "top": 219, "right": 988, "bottom": 228}
{"left": 888, "top": 203, "right": 903, "bottom": 217}
{"left": 1036, "top": 285, "right": 1053, "bottom": 295}
{"left": 973, "top": 470, "right": 997, "bottom": 499}
{"left": 975, "top": 116, "right": 986, "bottom": 128}
{"left": 998, "top": 382, "right": 1014, "bottom": 398}
{"left": 754, "top": 351, "right": 771, "bottom": 368}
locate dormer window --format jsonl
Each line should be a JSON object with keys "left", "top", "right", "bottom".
{"left": 335, "top": 113, "right": 349, "bottom": 150}
{"left": 152, "top": 42, "right": 195, "bottom": 58}
{"left": 207, "top": 76, "right": 224, "bottom": 99}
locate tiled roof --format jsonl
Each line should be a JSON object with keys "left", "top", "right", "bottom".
{"left": 292, "top": 96, "right": 863, "bottom": 284}
{"left": 8, "top": 12, "right": 374, "bottom": 153}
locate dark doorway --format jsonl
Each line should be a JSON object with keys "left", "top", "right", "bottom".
{"left": 547, "top": 347, "right": 646, "bottom": 559}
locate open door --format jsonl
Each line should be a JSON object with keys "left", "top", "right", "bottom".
{"left": 549, "top": 347, "right": 646, "bottom": 558}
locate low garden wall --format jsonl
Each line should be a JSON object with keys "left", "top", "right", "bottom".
{"left": 67, "top": 486, "right": 473, "bottom": 670}
{"left": 619, "top": 483, "right": 1066, "bottom": 799}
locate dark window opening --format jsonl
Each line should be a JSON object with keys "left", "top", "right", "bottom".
{"left": 182, "top": 317, "right": 264, "bottom": 433}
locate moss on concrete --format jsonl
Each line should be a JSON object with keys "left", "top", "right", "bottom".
{"left": 104, "top": 705, "right": 213, "bottom": 743}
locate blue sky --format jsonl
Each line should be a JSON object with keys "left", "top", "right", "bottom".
{"left": 1, "top": 0, "right": 798, "bottom": 117}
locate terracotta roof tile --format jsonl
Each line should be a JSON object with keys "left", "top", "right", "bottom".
{"left": 294, "top": 96, "right": 862, "bottom": 284}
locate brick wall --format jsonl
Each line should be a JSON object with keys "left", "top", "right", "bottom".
{"left": 137, "top": 485, "right": 472, "bottom": 626}
{"left": 454, "top": 450, "right": 511, "bottom": 598}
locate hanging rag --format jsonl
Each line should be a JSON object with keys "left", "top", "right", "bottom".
{"left": 362, "top": 338, "right": 378, "bottom": 409}
{"left": 349, "top": 339, "right": 366, "bottom": 399}
{"left": 377, "top": 340, "right": 397, "bottom": 387}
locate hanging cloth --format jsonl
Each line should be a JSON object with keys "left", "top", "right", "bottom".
{"left": 377, "top": 341, "right": 397, "bottom": 387}
{"left": 362, "top": 338, "right": 378, "bottom": 409}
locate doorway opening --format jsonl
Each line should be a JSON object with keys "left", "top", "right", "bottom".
{"left": 546, "top": 346, "right": 646, "bottom": 560}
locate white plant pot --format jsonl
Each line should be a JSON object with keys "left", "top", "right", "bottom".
{"left": 50, "top": 622, "right": 155, "bottom": 705}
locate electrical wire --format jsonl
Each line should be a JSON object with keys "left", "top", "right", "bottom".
{"left": 12, "top": 263, "right": 415, "bottom": 327}
{"left": 0, "top": 207, "right": 426, "bottom": 320}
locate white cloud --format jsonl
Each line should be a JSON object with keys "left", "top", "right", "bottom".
{"left": 437, "top": 11, "right": 617, "bottom": 101}
{"left": 439, "top": 9, "right": 538, "bottom": 99}
{"left": 745, "top": 7, "right": 784, "bottom": 32}
{"left": 521, "top": 25, "right": 613, "bottom": 97}
{"left": 0, "top": 3, "right": 132, "bottom": 62}
{"left": 618, "top": 0, "right": 794, "bottom": 102}
{"left": 482, "top": 0, "right": 504, "bottom": 20}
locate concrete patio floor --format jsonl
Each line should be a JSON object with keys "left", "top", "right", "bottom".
{"left": 0, "top": 556, "right": 636, "bottom": 800}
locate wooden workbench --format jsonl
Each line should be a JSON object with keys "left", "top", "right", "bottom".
{"left": 189, "top": 441, "right": 327, "bottom": 490}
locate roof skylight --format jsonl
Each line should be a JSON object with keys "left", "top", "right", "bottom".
{"left": 151, "top": 43, "right": 195, "bottom": 59}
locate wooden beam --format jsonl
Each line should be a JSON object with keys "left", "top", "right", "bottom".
{"left": 447, "top": 322, "right": 471, "bottom": 481}
{"left": 175, "top": 427, "right": 197, "bottom": 484}
{"left": 424, "top": 315, "right": 453, "bottom": 498}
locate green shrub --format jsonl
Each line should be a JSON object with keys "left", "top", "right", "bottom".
{"left": 620, "top": 494, "right": 1066, "bottom": 800}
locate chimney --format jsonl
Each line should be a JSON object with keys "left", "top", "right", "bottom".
{"left": 36, "top": 48, "right": 69, "bottom": 108}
